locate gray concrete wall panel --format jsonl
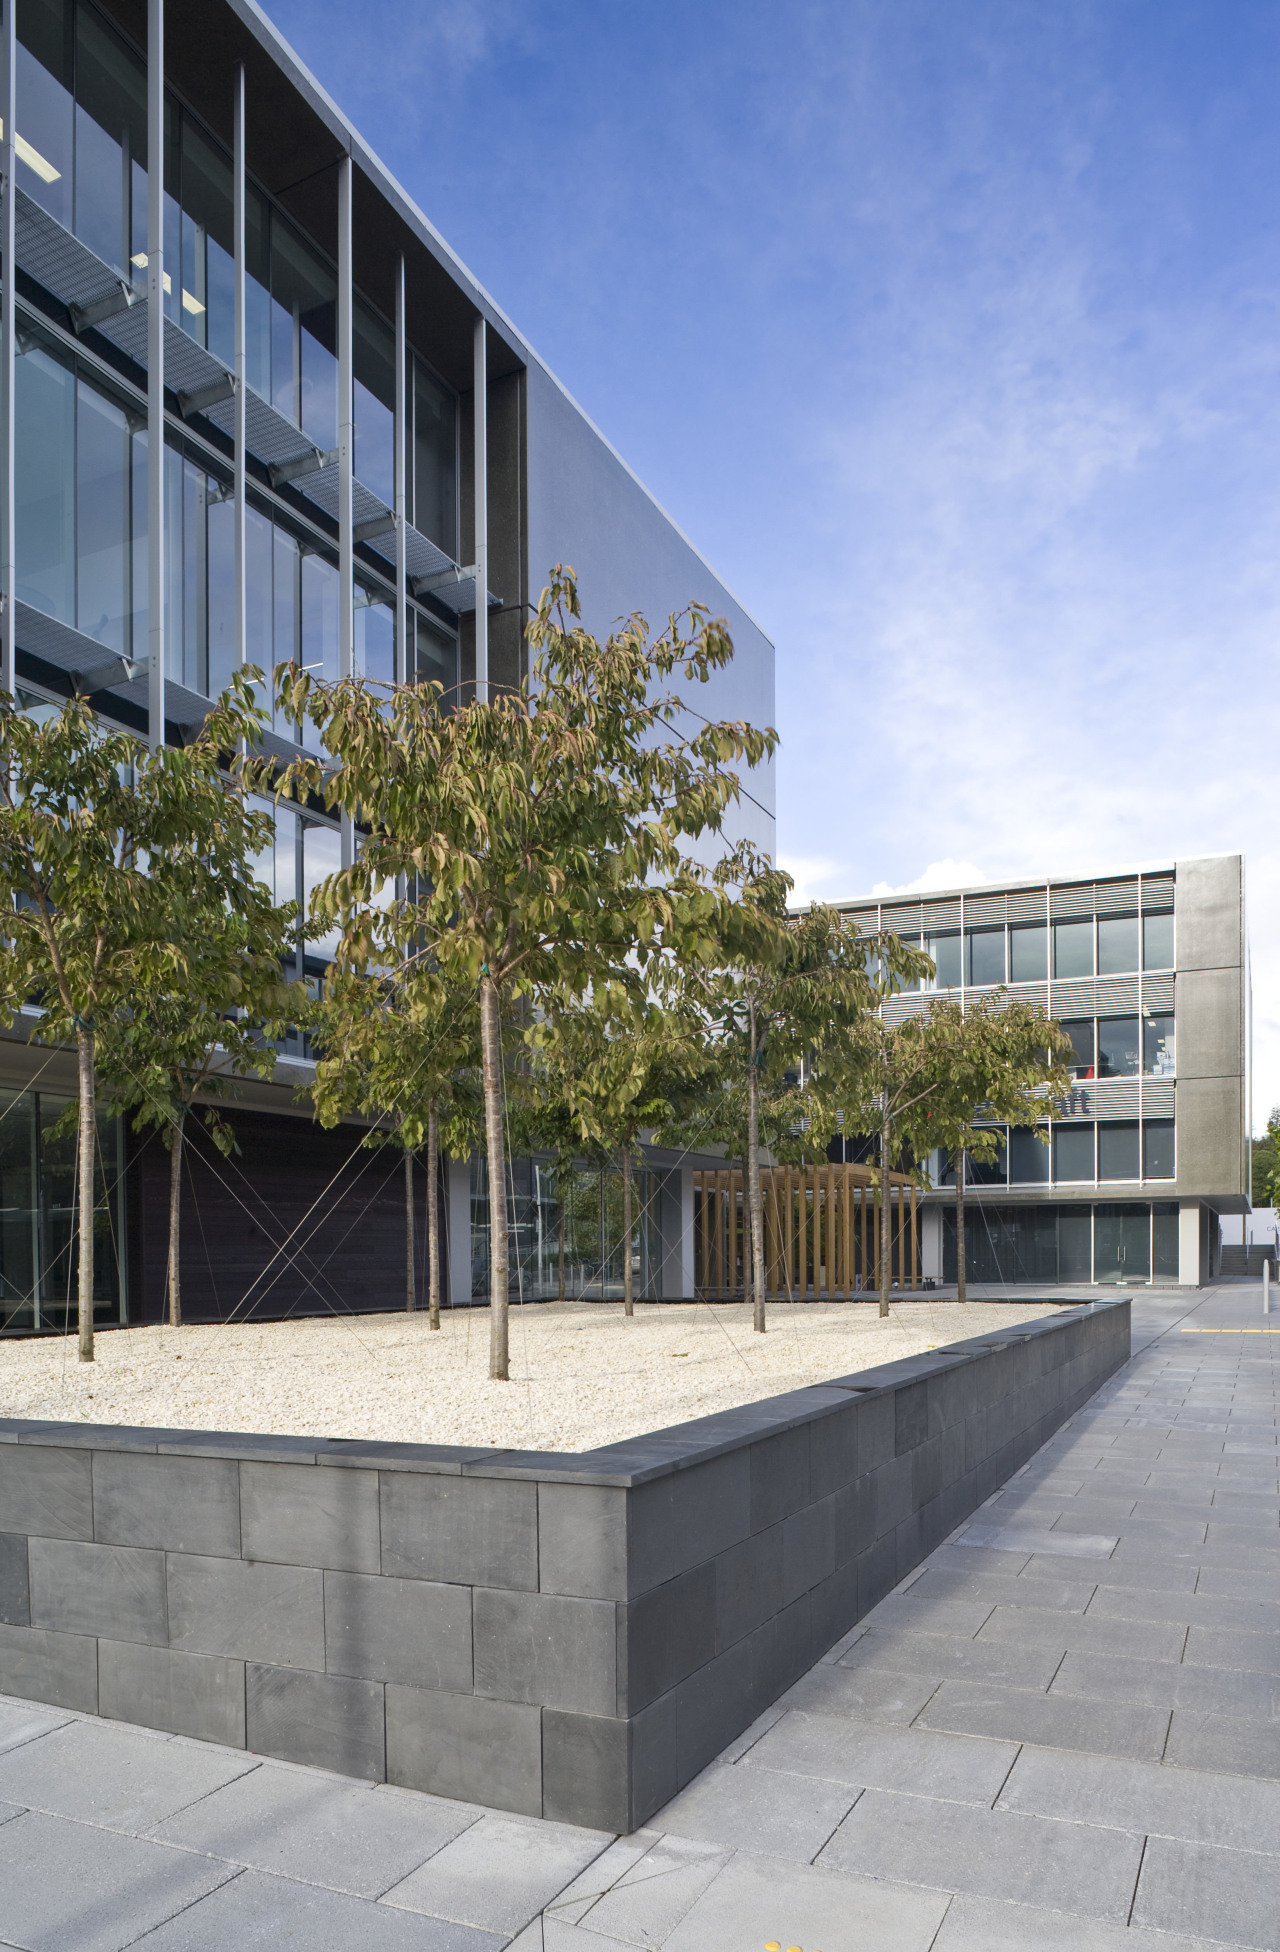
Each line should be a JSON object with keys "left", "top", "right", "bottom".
{"left": 0, "top": 1299, "right": 1127, "bottom": 1830}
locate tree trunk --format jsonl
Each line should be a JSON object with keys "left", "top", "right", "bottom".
{"left": 557, "top": 1185, "right": 566, "bottom": 1302}
{"left": 879, "top": 1110, "right": 892, "bottom": 1318}
{"left": 955, "top": 1146, "right": 967, "bottom": 1304}
{"left": 747, "top": 1002, "right": 766, "bottom": 1332}
{"left": 75, "top": 1023, "right": 95, "bottom": 1362}
{"left": 480, "top": 974, "right": 509, "bottom": 1379}
{"left": 621, "top": 1142, "right": 634, "bottom": 1316}
{"left": 167, "top": 1108, "right": 185, "bottom": 1328}
{"left": 426, "top": 1100, "right": 440, "bottom": 1330}
{"left": 404, "top": 1146, "right": 416, "bottom": 1312}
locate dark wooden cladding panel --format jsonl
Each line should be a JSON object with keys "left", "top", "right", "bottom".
{"left": 128, "top": 1109, "right": 419, "bottom": 1324}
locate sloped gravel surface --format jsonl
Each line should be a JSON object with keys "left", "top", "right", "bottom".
{"left": 0, "top": 1299, "right": 1067, "bottom": 1453}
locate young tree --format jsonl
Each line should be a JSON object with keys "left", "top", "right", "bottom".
{"left": 94, "top": 879, "right": 297, "bottom": 1327}
{"left": 914, "top": 997, "right": 1074, "bottom": 1301}
{"left": 698, "top": 857, "right": 927, "bottom": 1329}
{"left": 0, "top": 676, "right": 269, "bottom": 1359}
{"left": 308, "top": 963, "right": 480, "bottom": 1328}
{"left": 278, "top": 567, "right": 775, "bottom": 1379}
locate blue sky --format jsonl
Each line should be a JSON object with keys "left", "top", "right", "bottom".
{"left": 262, "top": 0, "right": 1280, "bottom": 1128}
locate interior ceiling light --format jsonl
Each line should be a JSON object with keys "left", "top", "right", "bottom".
{"left": 0, "top": 120, "right": 61, "bottom": 183}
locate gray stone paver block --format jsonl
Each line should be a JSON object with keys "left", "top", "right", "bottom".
{"left": 151, "top": 1760, "right": 479, "bottom": 1897}
{"left": 1086, "top": 1583, "right": 1280, "bottom": 1635}
{"left": 782, "top": 1662, "right": 940, "bottom": 1725}
{"left": 380, "top": 1474, "right": 538, "bottom": 1590}
{"left": 324, "top": 1570, "right": 473, "bottom": 1692}
{"left": 856, "top": 1592, "right": 998, "bottom": 1638}
{"left": 538, "top": 1483, "right": 627, "bottom": 1599}
{"left": 0, "top": 1806, "right": 235, "bottom": 1952}
{"left": 98, "top": 1640, "right": 245, "bottom": 1748}
{"left": 657, "top": 1845, "right": 950, "bottom": 1952}
{"left": 838, "top": 1625, "right": 1063, "bottom": 1690}
{"left": 0, "top": 1695, "right": 70, "bottom": 1755}
{"left": 28, "top": 1537, "right": 167, "bottom": 1646}
{"left": 383, "top": 1811, "right": 610, "bottom": 1934}
{"left": 819, "top": 1784, "right": 1144, "bottom": 1920}
{"left": 977, "top": 1603, "right": 1187, "bottom": 1662}
{"left": 903, "top": 1566, "right": 1097, "bottom": 1612}
{"left": 917, "top": 1678, "right": 1170, "bottom": 1760}
{"left": 998, "top": 1744, "right": 1280, "bottom": 1856}
{"left": 1133, "top": 1836, "right": 1280, "bottom": 1950}
{"left": 933, "top": 1890, "right": 1261, "bottom": 1951}
{"left": 1021, "top": 1550, "right": 1197, "bottom": 1592}
{"left": 957, "top": 1523, "right": 1118, "bottom": 1558}
{"left": 744, "top": 1708, "right": 1018, "bottom": 1804}
{"left": 167, "top": 1554, "right": 324, "bottom": 1669}
{"left": 0, "top": 1530, "right": 28, "bottom": 1623}
{"left": 1184, "top": 1624, "right": 1280, "bottom": 1677}
{"left": 561, "top": 1830, "right": 729, "bottom": 1949}
{"left": 473, "top": 1588, "right": 615, "bottom": 1717}
{"left": 92, "top": 1451, "right": 240, "bottom": 1558}
{"left": 655, "top": 1760, "right": 857, "bottom": 1861}
{"left": 245, "top": 1663, "right": 386, "bottom": 1781}
{"left": 385, "top": 1685, "right": 542, "bottom": 1816}
{"left": 0, "top": 1715, "right": 256, "bottom": 1833}
{"left": 1050, "top": 1650, "right": 1280, "bottom": 1720}
{"left": 1165, "top": 1709, "right": 1280, "bottom": 1781}
{"left": 130, "top": 1865, "right": 506, "bottom": 1951}
{"left": 239, "top": 1460, "right": 381, "bottom": 1573}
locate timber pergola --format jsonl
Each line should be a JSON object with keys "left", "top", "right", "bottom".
{"left": 693, "top": 1162, "right": 919, "bottom": 1301}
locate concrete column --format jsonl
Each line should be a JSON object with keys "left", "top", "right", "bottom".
{"left": 678, "top": 1165, "right": 695, "bottom": 1298}
{"left": 146, "top": 0, "right": 165, "bottom": 747}
{"left": 1178, "top": 1201, "right": 1201, "bottom": 1286}
{"left": 473, "top": 317, "right": 487, "bottom": 702}
{"left": 0, "top": 0, "right": 16, "bottom": 698}
{"left": 920, "top": 1205, "right": 943, "bottom": 1282}
{"left": 447, "top": 1154, "right": 473, "bottom": 1306}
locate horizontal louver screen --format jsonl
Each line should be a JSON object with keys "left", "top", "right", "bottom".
{"left": 921, "top": 899, "right": 962, "bottom": 930}
{"left": 964, "top": 893, "right": 1006, "bottom": 925}
{"left": 1142, "top": 876, "right": 1175, "bottom": 912}
{"left": 1007, "top": 885, "right": 1049, "bottom": 921}
{"left": 1144, "top": 974, "right": 1175, "bottom": 1011}
{"left": 884, "top": 992, "right": 929, "bottom": 1023}
{"left": 1144, "top": 1082, "right": 1175, "bottom": 1114}
{"left": 1089, "top": 1080, "right": 1143, "bottom": 1116}
{"left": 1050, "top": 883, "right": 1095, "bottom": 918}
{"left": 1049, "top": 975, "right": 1142, "bottom": 1015}
{"left": 1094, "top": 878, "right": 1140, "bottom": 914}
{"left": 881, "top": 904, "right": 923, "bottom": 937}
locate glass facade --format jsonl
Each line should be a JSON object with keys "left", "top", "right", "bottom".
{"left": 915, "top": 893, "right": 1175, "bottom": 992}
{"left": 943, "top": 1200, "right": 1180, "bottom": 1286}
{"left": 0, "top": 1085, "right": 126, "bottom": 1331}
{"left": 470, "top": 1158, "right": 660, "bottom": 1303}
{"left": 940, "top": 1119, "right": 1174, "bottom": 1188}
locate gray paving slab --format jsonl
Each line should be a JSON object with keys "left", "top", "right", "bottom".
{"left": 837, "top": 1625, "right": 1065, "bottom": 1689}
{"left": 654, "top": 1761, "right": 856, "bottom": 1861}
{"left": 976, "top": 1602, "right": 1188, "bottom": 1662}
{"left": 901, "top": 1567, "right": 1097, "bottom": 1612}
{"left": 956, "top": 1523, "right": 1119, "bottom": 1558}
{"left": 1165, "top": 1708, "right": 1280, "bottom": 1780}
{"left": 1022, "top": 1551, "right": 1197, "bottom": 1592}
{"left": 151, "top": 1758, "right": 480, "bottom": 1896}
{"left": 547, "top": 1830, "right": 729, "bottom": 1949}
{"left": 817, "top": 1785, "right": 1144, "bottom": 1920}
{"left": 0, "top": 1807, "right": 235, "bottom": 1952}
{"left": 0, "top": 1695, "right": 70, "bottom": 1755}
{"left": 998, "top": 1744, "right": 1280, "bottom": 1854}
{"left": 781, "top": 1663, "right": 941, "bottom": 1725}
{"left": 129, "top": 1867, "right": 505, "bottom": 1952}
{"left": 743, "top": 1709, "right": 1018, "bottom": 1803}
{"left": 916, "top": 1678, "right": 1170, "bottom": 1759}
{"left": 1132, "top": 1836, "right": 1280, "bottom": 1950}
{"left": 1184, "top": 1624, "right": 1280, "bottom": 1676}
{"left": 382, "top": 1813, "right": 611, "bottom": 1934}
{"left": 656, "top": 1847, "right": 949, "bottom": 1952}
{"left": 932, "top": 1891, "right": 1259, "bottom": 1952}
{"left": 1050, "top": 1649, "right": 1280, "bottom": 1720}
{"left": 1086, "top": 1583, "right": 1280, "bottom": 1634}
{"left": 0, "top": 1716, "right": 257, "bottom": 1832}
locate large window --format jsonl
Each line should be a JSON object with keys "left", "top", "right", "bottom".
{"left": 942, "top": 1201, "right": 1180, "bottom": 1285}
{"left": 1143, "top": 911, "right": 1174, "bottom": 969}
{"left": 1143, "top": 1012, "right": 1175, "bottom": 1077}
{"left": 1053, "top": 919, "right": 1093, "bottom": 978}
{"left": 0, "top": 1083, "right": 125, "bottom": 1332}
{"left": 1097, "top": 914, "right": 1140, "bottom": 976}
{"left": 968, "top": 927, "right": 1005, "bottom": 988}
{"left": 1010, "top": 923, "right": 1047, "bottom": 982}
{"left": 1097, "top": 1016, "right": 1140, "bottom": 1079}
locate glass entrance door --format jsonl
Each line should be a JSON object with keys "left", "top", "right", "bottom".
{"left": 1094, "top": 1203, "right": 1151, "bottom": 1284}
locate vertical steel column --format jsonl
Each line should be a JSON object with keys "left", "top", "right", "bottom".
{"left": 146, "top": 0, "right": 165, "bottom": 747}
{"left": 0, "top": 0, "right": 16, "bottom": 699}
{"left": 473, "top": 315, "right": 488, "bottom": 702}
{"left": 233, "top": 65, "right": 245, "bottom": 677}
{"left": 337, "top": 153, "right": 353, "bottom": 864}
{"left": 394, "top": 253, "right": 407, "bottom": 687}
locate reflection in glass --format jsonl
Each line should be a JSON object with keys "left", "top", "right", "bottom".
{"left": 929, "top": 932, "right": 963, "bottom": 989}
{"left": 1098, "top": 1016, "right": 1139, "bottom": 1078}
{"left": 1009, "top": 1127, "right": 1050, "bottom": 1183}
{"left": 1097, "top": 914, "right": 1140, "bottom": 976}
{"left": 16, "top": 38, "right": 73, "bottom": 229}
{"left": 302, "top": 819, "right": 342, "bottom": 961}
{"left": 966, "top": 1135, "right": 1008, "bottom": 1185}
{"left": 1143, "top": 1120, "right": 1175, "bottom": 1180}
{"left": 1053, "top": 1123, "right": 1094, "bottom": 1181}
{"left": 969, "top": 927, "right": 1005, "bottom": 987}
{"left": 1094, "top": 1202, "right": 1150, "bottom": 1282}
{"left": 357, "top": 593, "right": 395, "bottom": 687}
{"left": 355, "top": 303, "right": 395, "bottom": 507}
{"left": 16, "top": 340, "right": 76, "bottom": 625}
{"left": 1153, "top": 1201, "right": 1179, "bottom": 1278}
{"left": 1143, "top": 1013, "right": 1175, "bottom": 1077}
{"left": 1098, "top": 1121, "right": 1140, "bottom": 1181}
{"left": 1053, "top": 919, "right": 1093, "bottom": 977}
{"left": 1058, "top": 1209, "right": 1092, "bottom": 1281}
{"left": 1061, "top": 1018, "right": 1096, "bottom": 1079}
{"left": 75, "top": 378, "right": 130, "bottom": 653}
{"left": 1143, "top": 912, "right": 1174, "bottom": 969}
{"left": 413, "top": 362, "right": 457, "bottom": 557}
{"left": 1010, "top": 924, "right": 1047, "bottom": 982}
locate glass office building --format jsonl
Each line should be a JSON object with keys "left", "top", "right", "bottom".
{"left": 835, "top": 857, "right": 1248, "bottom": 1287}
{"left": 0, "top": 0, "right": 774, "bottom": 1325}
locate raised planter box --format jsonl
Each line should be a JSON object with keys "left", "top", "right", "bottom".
{"left": 0, "top": 1298, "right": 1129, "bottom": 1831}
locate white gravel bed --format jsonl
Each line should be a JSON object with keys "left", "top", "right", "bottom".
{"left": 0, "top": 1299, "right": 1068, "bottom": 1453}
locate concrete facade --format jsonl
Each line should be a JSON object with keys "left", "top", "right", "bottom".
{"left": 0, "top": 1299, "right": 1128, "bottom": 1830}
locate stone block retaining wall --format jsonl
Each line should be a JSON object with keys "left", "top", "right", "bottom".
{"left": 0, "top": 1298, "right": 1129, "bottom": 1831}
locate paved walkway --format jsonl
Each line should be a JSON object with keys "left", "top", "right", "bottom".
{"left": 0, "top": 1283, "right": 1276, "bottom": 1951}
